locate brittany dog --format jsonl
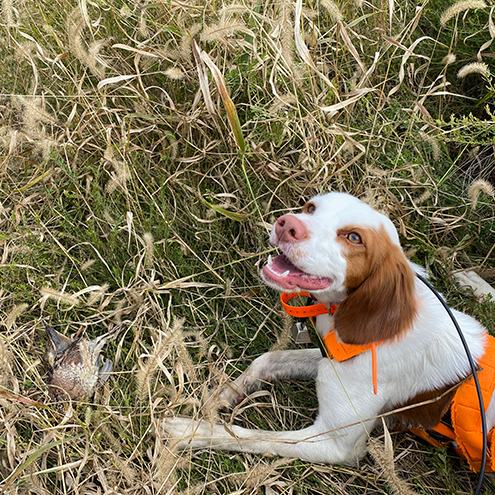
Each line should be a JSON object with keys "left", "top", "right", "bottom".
{"left": 163, "top": 192, "right": 494, "bottom": 467}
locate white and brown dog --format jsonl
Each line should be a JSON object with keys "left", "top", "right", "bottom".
{"left": 163, "top": 192, "right": 493, "bottom": 466}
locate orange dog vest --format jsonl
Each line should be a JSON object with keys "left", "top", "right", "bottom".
{"left": 411, "top": 334, "right": 495, "bottom": 472}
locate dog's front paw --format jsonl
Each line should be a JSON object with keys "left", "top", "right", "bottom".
{"left": 212, "top": 380, "right": 247, "bottom": 409}
{"left": 162, "top": 417, "right": 212, "bottom": 450}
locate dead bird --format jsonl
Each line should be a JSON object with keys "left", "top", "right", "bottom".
{"left": 44, "top": 325, "right": 113, "bottom": 403}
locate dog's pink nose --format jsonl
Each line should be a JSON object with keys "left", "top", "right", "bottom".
{"left": 275, "top": 215, "right": 308, "bottom": 243}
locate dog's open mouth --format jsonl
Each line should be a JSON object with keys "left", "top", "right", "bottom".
{"left": 262, "top": 254, "right": 332, "bottom": 291}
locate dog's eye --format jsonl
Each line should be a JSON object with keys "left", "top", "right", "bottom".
{"left": 304, "top": 203, "right": 316, "bottom": 214}
{"left": 346, "top": 232, "right": 362, "bottom": 244}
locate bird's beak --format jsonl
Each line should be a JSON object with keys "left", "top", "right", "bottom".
{"left": 45, "top": 325, "right": 72, "bottom": 352}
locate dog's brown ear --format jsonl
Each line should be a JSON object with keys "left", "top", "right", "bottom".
{"left": 334, "top": 244, "right": 417, "bottom": 345}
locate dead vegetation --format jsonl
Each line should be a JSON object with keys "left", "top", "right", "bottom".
{"left": 0, "top": 0, "right": 494, "bottom": 493}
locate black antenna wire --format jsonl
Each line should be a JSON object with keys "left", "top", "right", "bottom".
{"left": 416, "top": 273, "right": 487, "bottom": 494}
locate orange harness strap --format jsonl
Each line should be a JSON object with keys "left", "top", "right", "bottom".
{"left": 411, "top": 334, "right": 495, "bottom": 472}
{"left": 322, "top": 330, "right": 377, "bottom": 361}
{"left": 281, "top": 292, "right": 380, "bottom": 394}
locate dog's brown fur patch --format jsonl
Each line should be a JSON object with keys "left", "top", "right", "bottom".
{"left": 334, "top": 226, "right": 417, "bottom": 345}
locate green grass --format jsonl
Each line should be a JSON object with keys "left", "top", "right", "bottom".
{"left": 0, "top": 0, "right": 494, "bottom": 493}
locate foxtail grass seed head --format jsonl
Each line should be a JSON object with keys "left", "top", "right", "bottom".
{"left": 179, "top": 24, "right": 201, "bottom": 61}
{"left": 14, "top": 41, "right": 36, "bottom": 64}
{"left": 235, "top": 458, "right": 291, "bottom": 489}
{"left": 104, "top": 145, "right": 130, "bottom": 193}
{"left": 111, "top": 452, "right": 137, "bottom": 484}
{"left": 103, "top": 208, "right": 116, "bottom": 226}
{"left": 86, "top": 284, "right": 109, "bottom": 307}
{"left": 417, "top": 189, "right": 433, "bottom": 205}
{"left": 138, "top": 11, "right": 150, "bottom": 38}
{"left": 469, "top": 179, "right": 495, "bottom": 209}
{"left": 164, "top": 67, "right": 185, "bottom": 80}
{"left": 0, "top": 127, "right": 11, "bottom": 151}
{"left": 469, "top": 146, "right": 481, "bottom": 159}
{"left": 168, "top": 136, "right": 178, "bottom": 160}
{"left": 279, "top": 0, "right": 297, "bottom": 75}
{"left": 136, "top": 320, "right": 185, "bottom": 401}
{"left": 2, "top": 0, "right": 15, "bottom": 27}
{"left": 221, "top": 3, "right": 251, "bottom": 14}
{"left": 67, "top": 8, "right": 105, "bottom": 78}
{"left": 368, "top": 438, "right": 419, "bottom": 494}
{"left": 38, "top": 138, "right": 55, "bottom": 160}
{"left": 457, "top": 61, "right": 490, "bottom": 78}
{"left": 419, "top": 131, "right": 441, "bottom": 161}
{"left": 440, "top": 0, "right": 487, "bottom": 26}
{"left": 40, "top": 287, "right": 80, "bottom": 306}
{"left": 5, "top": 304, "right": 28, "bottom": 332}
{"left": 172, "top": 319, "right": 197, "bottom": 382}
{"left": 16, "top": 95, "right": 53, "bottom": 134}
{"left": 319, "top": 0, "right": 344, "bottom": 23}
{"left": 80, "top": 259, "right": 96, "bottom": 271}
{"left": 368, "top": 422, "right": 419, "bottom": 495}
{"left": 200, "top": 18, "right": 246, "bottom": 43}
{"left": 0, "top": 338, "right": 11, "bottom": 375}
{"left": 143, "top": 232, "right": 154, "bottom": 268}
{"left": 151, "top": 434, "right": 183, "bottom": 489}
{"left": 442, "top": 53, "right": 457, "bottom": 65}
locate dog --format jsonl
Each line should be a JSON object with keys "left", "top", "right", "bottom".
{"left": 163, "top": 192, "right": 494, "bottom": 467}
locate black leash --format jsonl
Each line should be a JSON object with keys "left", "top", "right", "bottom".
{"left": 416, "top": 273, "right": 487, "bottom": 493}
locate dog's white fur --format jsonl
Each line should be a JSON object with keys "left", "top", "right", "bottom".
{"left": 163, "top": 192, "right": 493, "bottom": 465}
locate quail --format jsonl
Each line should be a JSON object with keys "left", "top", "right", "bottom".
{"left": 44, "top": 325, "right": 113, "bottom": 403}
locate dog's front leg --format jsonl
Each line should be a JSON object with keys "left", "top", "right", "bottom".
{"left": 215, "top": 348, "right": 323, "bottom": 407}
{"left": 164, "top": 357, "right": 387, "bottom": 465}
{"left": 162, "top": 414, "right": 371, "bottom": 465}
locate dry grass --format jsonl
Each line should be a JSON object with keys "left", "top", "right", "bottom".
{"left": 0, "top": 0, "right": 494, "bottom": 493}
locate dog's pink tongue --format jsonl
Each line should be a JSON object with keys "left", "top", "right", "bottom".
{"left": 262, "top": 255, "right": 332, "bottom": 291}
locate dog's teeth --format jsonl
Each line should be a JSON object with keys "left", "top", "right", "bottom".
{"left": 266, "top": 264, "right": 277, "bottom": 275}
{"left": 281, "top": 270, "right": 290, "bottom": 277}
{"left": 268, "top": 255, "right": 272, "bottom": 265}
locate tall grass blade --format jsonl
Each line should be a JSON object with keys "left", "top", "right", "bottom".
{"left": 320, "top": 88, "right": 376, "bottom": 117}
{"left": 338, "top": 21, "right": 366, "bottom": 75}
{"left": 198, "top": 47, "right": 246, "bottom": 153}
{"left": 202, "top": 197, "right": 251, "bottom": 221}
{"left": 2, "top": 435, "right": 83, "bottom": 489}
{"left": 294, "top": 0, "right": 339, "bottom": 95}
{"left": 192, "top": 39, "right": 218, "bottom": 123}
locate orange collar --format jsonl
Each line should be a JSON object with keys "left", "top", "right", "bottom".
{"left": 281, "top": 292, "right": 380, "bottom": 394}
{"left": 280, "top": 291, "right": 338, "bottom": 317}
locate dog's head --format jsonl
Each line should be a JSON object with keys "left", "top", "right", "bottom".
{"left": 261, "top": 192, "right": 417, "bottom": 344}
